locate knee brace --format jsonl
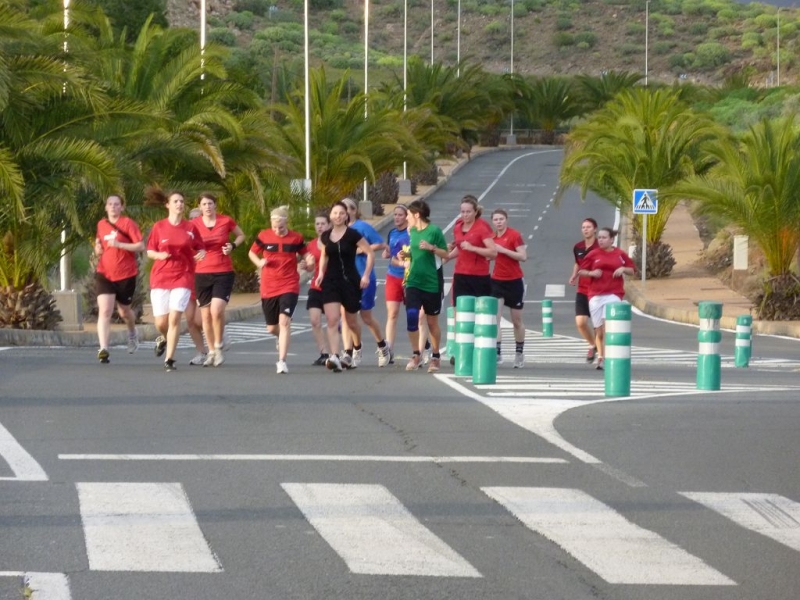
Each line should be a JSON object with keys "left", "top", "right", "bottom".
{"left": 406, "top": 307, "right": 420, "bottom": 332}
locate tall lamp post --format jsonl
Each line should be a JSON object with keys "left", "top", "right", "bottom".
{"left": 457, "top": 0, "right": 461, "bottom": 76}
{"left": 431, "top": 0, "right": 434, "bottom": 64}
{"left": 644, "top": 0, "right": 650, "bottom": 86}
{"left": 200, "top": 0, "right": 206, "bottom": 80}
{"left": 362, "top": 0, "right": 369, "bottom": 206}
{"left": 777, "top": 8, "right": 781, "bottom": 87}
{"left": 507, "top": 0, "right": 516, "bottom": 145}
{"left": 304, "top": 0, "right": 311, "bottom": 200}
{"left": 399, "top": 0, "right": 412, "bottom": 195}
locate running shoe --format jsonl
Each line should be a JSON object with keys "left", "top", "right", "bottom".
{"left": 127, "top": 333, "right": 139, "bottom": 354}
{"left": 388, "top": 348, "right": 395, "bottom": 365}
{"left": 164, "top": 359, "right": 177, "bottom": 372}
{"left": 586, "top": 346, "right": 597, "bottom": 363}
{"left": 325, "top": 354, "right": 343, "bottom": 373}
{"left": 513, "top": 353, "right": 525, "bottom": 369}
{"left": 276, "top": 360, "right": 288, "bottom": 374}
{"left": 222, "top": 332, "right": 232, "bottom": 351}
{"left": 596, "top": 357, "right": 604, "bottom": 371}
{"left": 97, "top": 348, "right": 110, "bottom": 364}
{"left": 203, "top": 351, "right": 216, "bottom": 367}
{"left": 406, "top": 354, "right": 422, "bottom": 371}
{"left": 427, "top": 357, "right": 441, "bottom": 373}
{"left": 213, "top": 349, "right": 225, "bottom": 367}
{"left": 341, "top": 353, "right": 354, "bottom": 369}
{"left": 154, "top": 335, "right": 166, "bottom": 357}
{"left": 312, "top": 353, "right": 329, "bottom": 366}
{"left": 496, "top": 353, "right": 504, "bottom": 365}
{"left": 352, "top": 348, "right": 362, "bottom": 367}
{"left": 449, "top": 355, "right": 455, "bottom": 366}
{"left": 376, "top": 346, "right": 390, "bottom": 367}
{"left": 421, "top": 348, "right": 431, "bottom": 366}
{"left": 189, "top": 353, "right": 207, "bottom": 366}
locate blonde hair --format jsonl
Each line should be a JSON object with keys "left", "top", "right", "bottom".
{"left": 270, "top": 205, "right": 289, "bottom": 220}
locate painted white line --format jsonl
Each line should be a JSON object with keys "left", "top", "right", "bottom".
{"left": 282, "top": 483, "right": 482, "bottom": 577}
{"left": 483, "top": 487, "right": 735, "bottom": 586}
{"left": 60, "top": 453, "right": 567, "bottom": 464}
{"left": 0, "top": 420, "right": 48, "bottom": 482}
{"left": 680, "top": 492, "right": 800, "bottom": 553}
{"left": 0, "top": 572, "right": 71, "bottom": 600}
{"left": 544, "top": 284, "right": 566, "bottom": 298}
{"left": 77, "top": 482, "right": 222, "bottom": 572}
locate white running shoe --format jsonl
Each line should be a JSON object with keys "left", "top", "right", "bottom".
{"left": 341, "top": 353, "right": 354, "bottom": 369}
{"left": 376, "top": 346, "right": 390, "bottom": 367}
{"left": 127, "top": 333, "right": 139, "bottom": 354}
{"left": 325, "top": 355, "right": 342, "bottom": 372}
{"left": 203, "top": 351, "right": 216, "bottom": 367}
{"left": 352, "top": 348, "right": 362, "bottom": 367}
{"left": 513, "top": 353, "right": 525, "bottom": 369}
{"left": 153, "top": 335, "right": 166, "bottom": 357}
{"left": 276, "top": 359, "right": 288, "bottom": 374}
{"left": 189, "top": 353, "right": 207, "bottom": 366}
{"left": 213, "top": 349, "right": 225, "bottom": 367}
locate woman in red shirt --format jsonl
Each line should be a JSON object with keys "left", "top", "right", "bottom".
{"left": 94, "top": 194, "right": 145, "bottom": 363}
{"left": 490, "top": 209, "right": 527, "bottom": 368}
{"left": 145, "top": 188, "right": 206, "bottom": 372}
{"left": 576, "top": 227, "right": 635, "bottom": 371}
{"left": 191, "top": 192, "right": 245, "bottom": 367}
{"left": 448, "top": 195, "right": 497, "bottom": 301}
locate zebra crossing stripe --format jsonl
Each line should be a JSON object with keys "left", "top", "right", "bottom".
{"left": 0, "top": 419, "right": 48, "bottom": 481}
{"left": 482, "top": 487, "right": 735, "bottom": 586}
{"left": 281, "top": 483, "right": 481, "bottom": 577}
{"left": 77, "top": 482, "right": 222, "bottom": 572}
{"left": 0, "top": 572, "right": 71, "bottom": 600}
{"left": 680, "top": 492, "right": 800, "bottom": 553}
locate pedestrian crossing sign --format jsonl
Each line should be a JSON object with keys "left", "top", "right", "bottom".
{"left": 632, "top": 189, "right": 658, "bottom": 214}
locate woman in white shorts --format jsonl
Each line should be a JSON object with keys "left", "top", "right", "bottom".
{"left": 146, "top": 188, "right": 206, "bottom": 372}
{"left": 576, "top": 227, "right": 634, "bottom": 371}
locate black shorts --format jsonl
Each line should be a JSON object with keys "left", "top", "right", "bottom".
{"left": 262, "top": 293, "right": 299, "bottom": 326}
{"left": 95, "top": 273, "right": 137, "bottom": 306}
{"left": 406, "top": 286, "right": 443, "bottom": 316}
{"left": 452, "top": 273, "right": 492, "bottom": 301}
{"left": 575, "top": 292, "right": 590, "bottom": 317}
{"left": 195, "top": 272, "right": 235, "bottom": 307}
{"left": 306, "top": 288, "right": 324, "bottom": 311}
{"left": 320, "top": 280, "right": 362, "bottom": 314}
{"left": 491, "top": 278, "right": 525, "bottom": 309}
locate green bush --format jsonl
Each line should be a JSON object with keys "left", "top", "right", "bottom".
{"left": 524, "top": 0, "right": 544, "bottom": 11}
{"left": 717, "top": 8, "right": 736, "bottom": 21}
{"left": 381, "top": 1, "right": 403, "bottom": 17}
{"left": 225, "top": 11, "right": 255, "bottom": 30}
{"left": 754, "top": 14, "right": 777, "bottom": 29}
{"left": 689, "top": 22, "right": 708, "bottom": 35}
{"left": 709, "top": 26, "right": 735, "bottom": 40}
{"left": 574, "top": 31, "right": 597, "bottom": 47}
{"left": 484, "top": 20, "right": 505, "bottom": 36}
{"left": 619, "top": 42, "right": 642, "bottom": 56}
{"left": 311, "top": 0, "right": 344, "bottom": 8}
{"left": 321, "top": 20, "right": 339, "bottom": 35}
{"left": 553, "top": 32, "right": 575, "bottom": 46}
{"left": 741, "top": 31, "right": 762, "bottom": 50}
{"left": 208, "top": 28, "right": 236, "bottom": 46}
{"left": 341, "top": 21, "right": 360, "bottom": 35}
{"left": 626, "top": 22, "right": 645, "bottom": 37}
{"left": 480, "top": 4, "right": 504, "bottom": 16}
{"left": 234, "top": 0, "right": 271, "bottom": 15}
{"left": 513, "top": 3, "right": 528, "bottom": 17}
{"left": 330, "top": 8, "right": 347, "bottom": 20}
{"left": 87, "top": 0, "right": 168, "bottom": 40}
{"left": 668, "top": 53, "right": 686, "bottom": 68}
{"left": 653, "top": 40, "right": 675, "bottom": 55}
{"left": 556, "top": 16, "right": 573, "bottom": 30}
{"left": 576, "top": 41, "right": 590, "bottom": 50}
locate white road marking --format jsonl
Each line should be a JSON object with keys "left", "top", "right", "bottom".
{"left": 0, "top": 419, "right": 48, "bottom": 481}
{"left": 482, "top": 487, "right": 735, "bottom": 586}
{"left": 282, "top": 483, "right": 482, "bottom": 577}
{"left": 680, "top": 492, "right": 800, "bottom": 553}
{"left": 544, "top": 284, "right": 565, "bottom": 298}
{"left": 0, "top": 572, "right": 71, "bottom": 600}
{"left": 60, "top": 453, "right": 567, "bottom": 463}
{"left": 77, "top": 482, "right": 222, "bottom": 572}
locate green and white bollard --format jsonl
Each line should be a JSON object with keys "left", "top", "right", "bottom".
{"left": 454, "top": 295, "right": 476, "bottom": 377}
{"left": 542, "top": 299, "right": 553, "bottom": 338}
{"left": 446, "top": 306, "right": 456, "bottom": 358}
{"left": 604, "top": 302, "right": 632, "bottom": 397}
{"left": 697, "top": 301, "right": 723, "bottom": 390}
{"left": 734, "top": 314, "right": 753, "bottom": 368}
{"left": 473, "top": 296, "right": 499, "bottom": 384}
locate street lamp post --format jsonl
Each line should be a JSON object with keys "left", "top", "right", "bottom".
{"left": 363, "top": 0, "right": 369, "bottom": 205}
{"left": 457, "top": 0, "right": 461, "bottom": 76}
{"left": 431, "top": 0, "right": 434, "bottom": 64}
{"left": 777, "top": 8, "right": 781, "bottom": 87}
{"left": 399, "top": 0, "right": 412, "bottom": 195}
{"left": 303, "top": 0, "right": 311, "bottom": 205}
{"left": 200, "top": 0, "right": 206, "bottom": 80}
{"left": 645, "top": 0, "right": 649, "bottom": 86}
{"left": 507, "top": 0, "right": 516, "bottom": 145}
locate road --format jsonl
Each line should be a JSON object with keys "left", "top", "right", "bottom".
{"left": 1, "top": 148, "right": 800, "bottom": 600}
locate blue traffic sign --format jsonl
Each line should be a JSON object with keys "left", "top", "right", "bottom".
{"left": 632, "top": 189, "right": 658, "bottom": 214}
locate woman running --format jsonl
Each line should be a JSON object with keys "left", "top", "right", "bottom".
{"left": 185, "top": 207, "right": 211, "bottom": 365}
{"left": 340, "top": 197, "right": 389, "bottom": 367}
{"left": 145, "top": 188, "right": 206, "bottom": 372}
{"left": 402, "top": 200, "right": 448, "bottom": 373}
{"left": 304, "top": 210, "right": 331, "bottom": 366}
{"left": 576, "top": 227, "right": 635, "bottom": 371}
{"left": 94, "top": 194, "right": 145, "bottom": 363}
{"left": 248, "top": 206, "right": 307, "bottom": 374}
{"left": 568, "top": 218, "right": 599, "bottom": 363}
{"left": 192, "top": 192, "right": 245, "bottom": 367}
{"left": 383, "top": 205, "right": 410, "bottom": 364}
{"left": 491, "top": 208, "right": 527, "bottom": 368}
{"left": 315, "top": 201, "right": 374, "bottom": 372}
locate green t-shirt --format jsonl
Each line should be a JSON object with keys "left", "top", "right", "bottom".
{"left": 407, "top": 223, "right": 447, "bottom": 293}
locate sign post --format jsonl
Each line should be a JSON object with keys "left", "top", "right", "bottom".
{"left": 632, "top": 189, "right": 658, "bottom": 286}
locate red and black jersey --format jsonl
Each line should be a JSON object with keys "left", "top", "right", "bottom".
{"left": 573, "top": 238, "right": 599, "bottom": 295}
{"left": 250, "top": 229, "right": 306, "bottom": 298}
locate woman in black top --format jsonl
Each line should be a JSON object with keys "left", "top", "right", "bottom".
{"left": 315, "top": 201, "right": 374, "bottom": 372}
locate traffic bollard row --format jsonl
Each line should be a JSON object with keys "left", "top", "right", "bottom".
{"left": 734, "top": 314, "right": 752, "bottom": 368}
{"left": 604, "top": 302, "right": 632, "bottom": 397}
{"left": 473, "top": 296, "right": 498, "bottom": 384}
{"left": 697, "top": 301, "right": 722, "bottom": 390}
{"left": 454, "top": 295, "right": 476, "bottom": 377}
{"left": 542, "top": 299, "right": 553, "bottom": 337}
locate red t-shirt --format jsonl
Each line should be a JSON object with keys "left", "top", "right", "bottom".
{"left": 250, "top": 229, "right": 307, "bottom": 298}
{"left": 147, "top": 219, "right": 204, "bottom": 290}
{"left": 573, "top": 238, "right": 599, "bottom": 295}
{"left": 96, "top": 216, "right": 142, "bottom": 281}
{"left": 192, "top": 214, "right": 238, "bottom": 274}
{"left": 581, "top": 247, "right": 634, "bottom": 298}
{"left": 453, "top": 218, "right": 494, "bottom": 276}
{"left": 306, "top": 237, "right": 323, "bottom": 291}
{"left": 492, "top": 227, "right": 525, "bottom": 281}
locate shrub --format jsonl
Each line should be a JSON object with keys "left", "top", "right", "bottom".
{"left": 653, "top": 40, "right": 674, "bottom": 55}
{"left": 208, "top": 28, "right": 236, "bottom": 46}
{"left": 480, "top": 4, "right": 503, "bottom": 16}
{"left": 553, "top": 32, "right": 575, "bottom": 46}
{"left": 626, "top": 22, "right": 645, "bottom": 37}
{"left": 311, "top": 0, "right": 344, "bottom": 8}
{"left": 341, "top": 21, "right": 359, "bottom": 35}
{"left": 225, "top": 11, "right": 255, "bottom": 29}
{"left": 484, "top": 20, "right": 505, "bottom": 36}
{"left": 330, "top": 8, "right": 347, "bottom": 20}
{"left": 619, "top": 42, "right": 642, "bottom": 56}
{"left": 513, "top": 3, "right": 528, "bottom": 17}
{"left": 574, "top": 31, "right": 597, "bottom": 47}
{"left": 234, "top": 0, "right": 271, "bottom": 15}
{"left": 754, "top": 14, "right": 777, "bottom": 29}
{"left": 717, "top": 8, "right": 736, "bottom": 21}
{"left": 381, "top": 1, "right": 403, "bottom": 17}
{"left": 709, "top": 26, "right": 735, "bottom": 40}
{"left": 576, "top": 41, "right": 590, "bottom": 50}
{"left": 524, "top": 0, "right": 543, "bottom": 11}
{"left": 689, "top": 22, "right": 708, "bottom": 35}
{"left": 556, "top": 16, "right": 573, "bottom": 30}
{"left": 741, "top": 31, "right": 762, "bottom": 50}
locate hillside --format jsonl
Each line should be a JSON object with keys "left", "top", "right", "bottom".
{"left": 167, "top": 0, "right": 798, "bottom": 86}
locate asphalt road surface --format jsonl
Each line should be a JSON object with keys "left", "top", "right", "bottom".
{"left": 2, "top": 148, "right": 800, "bottom": 600}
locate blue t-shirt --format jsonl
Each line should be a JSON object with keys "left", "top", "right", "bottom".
{"left": 386, "top": 227, "right": 410, "bottom": 279}
{"left": 350, "top": 219, "right": 383, "bottom": 281}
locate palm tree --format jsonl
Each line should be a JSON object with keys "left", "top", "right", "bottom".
{"left": 523, "top": 76, "right": 585, "bottom": 144}
{"left": 558, "top": 87, "right": 726, "bottom": 277}
{"left": 575, "top": 70, "right": 643, "bottom": 113}
{"left": 676, "top": 117, "right": 800, "bottom": 319}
